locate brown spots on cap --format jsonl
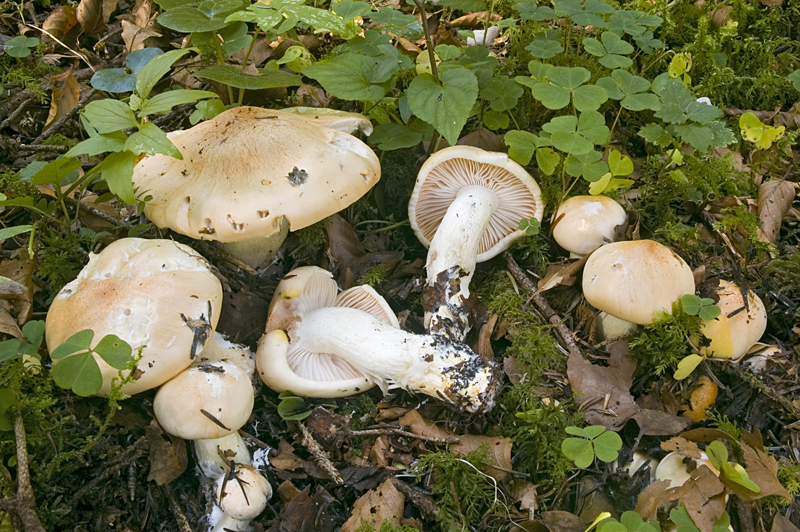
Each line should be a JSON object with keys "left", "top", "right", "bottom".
{"left": 257, "top": 210, "right": 269, "bottom": 219}
{"left": 199, "top": 218, "right": 215, "bottom": 235}
{"left": 227, "top": 215, "right": 245, "bottom": 232}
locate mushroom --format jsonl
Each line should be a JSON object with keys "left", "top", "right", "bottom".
{"left": 655, "top": 451, "right": 719, "bottom": 488}
{"left": 46, "top": 238, "right": 223, "bottom": 396}
{"left": 552, "top": 195, "right": 627, "bottom": 257}
{"left": 701, "top": 280, "right": 767, "bottom": 361}
{"left": 582, "top": 240, "right": 695, "bottom": 325}
{"left": 132, "top": 106, "right": 381, "bottom": 269}
{"left": 408, "top": 146, "right": 544, "bottom": 340}
{"left": 209, "top": 464, "right": 272, "bottom": 532}
{"left": 257, "top": 266, "right": 499, "bottom": 414}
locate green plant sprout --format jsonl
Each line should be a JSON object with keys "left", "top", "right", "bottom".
{"left": 739, "top": 112, "right": 785, "bottom": 150}
{"left": 276, "top": 391, "right": 313, "bottom": 421}
{"left": 519, "top": 217, "right": 541, "bottom": 236}
{"left": 705, "top": 440, "right": 761, "bottom": 494}
{"left": 597, "top": 511, "right": 661, "bottom": 532}
{"left": 561, "top": 425, "right": 622, "bottom": 468}
{"left": 48, "top": 330, "right": 133, "bottom": 397}
{"left": 3, "top": 36, "right": 40, "bottom": 58}
{"left": 680, "top": 294, "right": 721, "bottom": 321}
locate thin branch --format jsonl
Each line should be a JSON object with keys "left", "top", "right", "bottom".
{"left": 10, "top": 412, "right": 46, "bottom": 532}
{"left": 299, "top": 422, "right": 343, "bottom": 484}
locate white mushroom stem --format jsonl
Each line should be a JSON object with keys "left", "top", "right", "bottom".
{"left": 276, "top": 306, "right": 498, "bottom": 413}
{"left": 424, "top": 185, "right": 498, "bottom": 341}
{"left": 217, "top": 217, "right": 290, "bottom": 269}
{"left": 195, "top": 432, "right": 253, "bottom": 480}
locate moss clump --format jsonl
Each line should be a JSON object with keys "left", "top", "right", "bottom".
{"left": 295, "top": 221, "right": 326, "bottom": 249}
{"left": 355, "top": 519, "right": 420, "bottom": 532}
{"left": 357, "top": 264, "right": 387, "bottom": 287}
{"left": 629, "top": 302, "right": 704, "bottom": 375}
{"left": 713, "top": 205, "right": 775, "bottom": 261}
{"left": 0, "top": 170, "right": 39, "bottom": 200}
{"left": 343, "top": 394, "right": 378, "bottom": 430}
{"left": 37, "top": 228, "right": 108, "bottom": 297}
{"left": 768, "top": 248, "right": 800, "bottom": 299}
{"left": 654, "top": 221, "right": 710, "bottom": 264}
{"left": 415, "top": 444, "right": 497, "bottom": 530}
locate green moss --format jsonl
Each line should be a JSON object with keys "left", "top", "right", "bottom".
{"left": 37, "top": 228, "right": 108, "bottom": 297}
{"left": 629, "top": 302, "right": 704, "bottom": 375}
{"left": 0, "top": 170, "right": 39, "bottom": 200}
{"left": 713, "top": 205, "right": 775, "bottom": 261}
{"left": 654, "top": 221, "right": 709, "bottom": 264}
{"left": 295, "top": 220, "right": 326, "bottom": 249}
{"left": 357, "top": 264, "right": 387, "bottom": 287}
{"left": 416, "top": 444, "right": 497, "bottom": 530}
{"left": 762, "top": 459, "right": 800, "bottom": 512}
{"left": 768, "top": 248, "right": 800, "bottom": 298}
{"left": 343, "top": 394, "right": 378, "bottom": 430}
{"left": 355, "top": 519, "right": 421, "bottom": 532}
{"left": 706, "top": 411, "right": 742, "bottom": 439}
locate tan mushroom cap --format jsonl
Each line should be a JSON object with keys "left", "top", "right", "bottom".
{"left": 553, "top": 195, "right": 627, "bottom": 255}
{"left": 582, "top": 240, "right": 695, "bottom": 325}
{"left": 132, "top": 106, "right": 381, "bottom": 244}
{"left": 701, "top": 280, "right": 767, "bottom": 361}
{"left": 46, "top": 238, "right": 222, "bottom": 396}
{"left": 408, "top": 146, "right": 544, "bottom": 262}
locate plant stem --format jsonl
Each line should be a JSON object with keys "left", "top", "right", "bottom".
{"left": 412, "top": 0, "right": 438, "bottom": 80}
{"left": 213, "top": 35, "right": 236, "bottom": 105}
{"left": 603, "top": 106, "right": 623, "bottom": 155}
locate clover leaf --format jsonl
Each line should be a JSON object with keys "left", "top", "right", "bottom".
{"left": 543, "top": 111, "right": 609, "bottom": 155}
{"left": 50, "top": 330, "right": 134, "bottom": 397}
{"left": 562, "top": 425, "right": 622, "bottom": 468}
{"left": 4, "top": 36, "right": 41, "bottom": 58}
{"left": 519, "top": 217, "right": 541, "bottom": 236}
{"left": 481, "top": 76, "right": 524, "bottom": 112}
{"left": 583, "top": 32, "right": 634, "bottom": 69}
{"left": 598, "top": 511, "right": 661, "bottom": 532}
{"left": 519, "top": 66, "right": 608, "bottom": 112}
{"left": 515, "top": 0, "right": 556, "bottom": 21}
{"left": 525, "top": 30, "right": 564, "bottom": 59}
{"left": 680, "top": 294, "right": 721, "bottom": 321}
{"left": 566, "top": 150, "right": 608, "bottom": 182}
{"left": 597, "top": 70, "right": 660, "bottom": 111}
{"left": 504, "top": 130, "right": 559, "bottom": 175}
{"left": 739, "top": 112, "right": 785, "bottom": 149}
{"left": 589, "top": 150, "right": 634, "bottom": 194}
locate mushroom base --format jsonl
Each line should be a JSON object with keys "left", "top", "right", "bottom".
{"left": 217, "top": 217, "right": 290, "bottom": 269}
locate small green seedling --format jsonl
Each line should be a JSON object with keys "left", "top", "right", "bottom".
{"left": 0, "top": 320, "right": 46, "bottom": 364}
{"left": 597, "top": 511, "right": 661, "bottom": 532}
{"left": 3, "top": 36, "right": 40, "bottom": 58}
{"left": 561, "top": 425, "right": 622, "bottom": 468}
{"left": 49, "top": 330, "right": 133, "bottom": 397}
{"left": 680, "top": 294, "right": 721, "bottom": 321}
{"left": 705, "top": 440, "right": 761, "bottom": 493}
{"left": 277, "top": 391, "right": 313, "bottom": 420}
{"left": 519, "top": 217, "right": 541, "bottom": 236}
{"left": 670, "top": 507, "right": 730, "bottom": 532}
{"left": 739, "top": 112, "right": 785, "bottom": 150}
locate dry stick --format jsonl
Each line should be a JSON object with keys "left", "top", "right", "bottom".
{"left": 390, "top": 478, "right": 440, "bottom": 520}
{"left": 0, "top": 104, "right": 32, "bottom": 133}
{"left": 162, "top": 483, "right": 193, "bottom": 532}
{"left": 350, "top": 426, "right": 460, "bottom": 444}
{"left": 33, "top": 89, "right": 96, "bottom": 144}
{"left": 503, "top": 251, "right": 581, "bottom": 358}
{"left": 17, "top": 144, "right": 69, "bottom": 153}
{"left": 298, "top": 422, "right": 343, "bottom": 484}
{"left": 10, "top": 413, "right": 46, "bottom": 532}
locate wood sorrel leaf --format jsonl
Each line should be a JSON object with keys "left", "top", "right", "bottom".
{"left": 407, "top": 68, "right": 478, "bottom": 146}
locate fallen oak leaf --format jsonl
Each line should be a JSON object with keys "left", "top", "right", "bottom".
{"left": 634, "top": 479, "right": 671, "bottom": 521}
{"left": 661, "top": 437, "right": 703, "bottom": 459}
{"left": 664, "top": 464, "right": 727, "bottom": 532}
{"left": 758, "top": 179, "right": 796, "bottom": 244}
{"left": 537, "top": 255, "right": 589, "bottom": 292}
{"left": 736, "top": 430, "right": 792, "bottom": 501}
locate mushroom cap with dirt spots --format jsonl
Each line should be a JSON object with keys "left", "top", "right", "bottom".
{"left": 45, "top": 238, "right": 223, "bottom": 396}
{"left": 552, "top": 195, "right": 627, "bottom": 256}
{"left": 701, "top": 280, "right": 767, "bottom": 361}
{"left": 582, "top": 240, "right": 695, "bottom": 325}
{"left": 131, "top": 106, "right": 381, "bottom": 246}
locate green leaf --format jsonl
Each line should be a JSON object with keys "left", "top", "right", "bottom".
{"left": 622, "top": 92, "right": 660, "bottom": 111}
{"left": 190, "top": 99, "right": 228, "bottom": 124}
{"left": 599, "top": 53, "right": 633, "bottom": 69}
{"left": 439, "top": 0, "right": 485, "bottom": 11}
{"left": 0, "top": 225, "right": 33, "bottom": 241}
{"left": 504, "top": 130, "right": 541, "bottom": 165}
{"left": 545, "top": 116, "right": 594, "bottom": 155}
{"left": 158, "top": 5, "right": 231, "bottom": 32}
{"left": 562, "top": 437, "right": 595, "bottom": 468}
{"left": 50, "top": 330, "right": 94, "bottom": 359}
{"left": 278, "top": 395, "right": 311, "bottom": 420}
{"left": 572, "top": 84, "right": 608, "bottom": 112}
{"left": 303, "top": 53, "right": 388, "bottom": 101}
{"left": 99, "top": 151, "right": 137, "bottom": 204}
{"left": 536, "top": 148, "right": 560, "bottom": 175}
{"left": 407, "top": 69, "right": 478, "bottom": 146}
{"left": 82, "top": 100, "right": 138, "bottom": 134}
{"left": 578, "top": 110, "right": 610, "bottom": 144}
{"left": 583, "top": 425, "right": 607, "bottom": 439}
{"left": 548, "top": 66, "right": 591, "bottom": 89}
{"left": 332, "top": 0, "right": 373, "bottom": 21}
{"left": 582, "top": 37, "right": 607, "bottom": 57}
{"left": 136, "top": 48, "right": 195, "bottom": 101}
{"left": 195, "top": 64, "right": 301, "bottom": 90}
{"left": 698, "top": 305, "right": 721, "bottom": 321}
{"left": 674, "top": 354, "right": 704, "bottom": 380}
{"left": 0, "top": 389, "right": 15, "bottom": 413}
{"left": 638, "top": 123, "right": 672, "bottom": 147}
{"left": 139, "top": 90, "right": 218, "bottom": 117}
{"left": 525, "top": 30, "right": 563, "bottom": 59}
{"left": 515, "top": 0, "right": 556, "bottom": 21}
{"left": 51, "top": 351, "right": 104, "bottom": 397}
{"left": 124, "top": 122, "right": 181, "bottom": 158}
{"left": 600, "top": 31, "right": 634, "bottom": 55}
{"left": 739, "top": 112, "right": 785, "bottom": 149}
{"left": 598, "top": 522, "right": 627, "bottom": 532}
{"left": 370, "top": 7, "right": 423, "bottom": 38}
{"left": 0, "top": 341, "right": 22, "bottom": 363}
{"left": 674, "top": 124, "right": 714, "bottom": 153}
{"left": 483, "top": 110, "right": 509, "bottom": 130}
{"left": 789, "top": 69, "right": 800, "bottom": 92}
{"left": 588, "top": 172, "right": 632, "bottom": 194}
{"left": 594, "top": 430, "right": 622, "bottom": 462}
{"left": 529, "top": 81, "right": 571, "bottom": 110}
{"left": 94, "top": 334, "right": 133, "bottom": 370}
{"left": 369, "top": 123, "right": 423, "bottom": 151}
{"left": 608, "top": 150, "right": 633, "bottom": 176}
{"left": 66, "top": 132, "right": 127, "bottom": 158}
{"left": 91, "top": 69, "right": 137, "bottom": 93}
{"left": 566, "top": 150, "right": 608, "bottom": 181}
{"left": 21, "top": 321, "right": 45, "bottom": 351}
{"left": 680, "top": 294, "right": 702, "bottom": 315}
{"left": 670, "top": 507, "right": 700, "bottom": 532}
{"left": 481, "top": 76, "right": 524, "bottom": 112}
{"left": 30, "top": 158, "right": 80, "bottom": 186}
{"left": 565, "top": 426, "right": 589, "bottom": 437}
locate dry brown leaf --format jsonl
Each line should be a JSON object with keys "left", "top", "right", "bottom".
{"left": 270, "top": 439, "right": 305, "bottom": 471}
{"left": 45, "top": 70, "right": 81, "bottom": 129}
{"left": 341, "top": 478, "right": 407, "bottom": 532}
{"left": 634, "top": 479, "right": 671, "bottom": 521}
{"left": 710, "top": 5, "right": 732, "bottom": 26}
{"left": 771, "top": 514, "right": 800, "bottom": 532}
{"left": 661, "top": 437, "right": 702, "bottom": 459}
{"left": 121, "top": 20, "right": 161, "bottom": 53}
{"left": 567, "top": 350, "right": 638, "bottom": 430}
{"left": 145, "top": 420, "right": 187, "bottom": 485}
{"left": 77, "top": 0, "right": 104, "bottom": 34}
{"left": 398, "top": 410, "right": 513, "bottom": 480}
{"left": 42, "top": 5, "right": 79, "bottom": 41}
{"left": 737, "top": 430, "right": 792, "bottom": 501}
{"left": 541, "top": 511, "right": 586, "bottom": 532}
{"left": 512, "top": 480, "right": 538, "bottom": 512}
{"left": 758, "top": 179, "right": 796, "bottom": 243}
{"left": 666, "top": 464, "right": 727, "bottom": 532}
{"left": 537, "top": 255, "right": 589, "bottom": 292}
{"left": 0, "top": 308, "right": 23, "bottom": 339}
{"left": 0, "top": 255, "right": 35, "bottom": 328}
{"left": 477, "top": 313, "right": 497, "bottom": 357}
{"left": 450, "top": 11, "right": 503, "bottom": 27}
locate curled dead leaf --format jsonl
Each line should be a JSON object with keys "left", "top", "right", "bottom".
{"left": 145, "top": 420, "right": 187, "bottom": 485}
{"left": 45, "top": 70, "right": 81, "bottom": 129}
{"left": 758, "top": 179, "right": 796, "bottom": 243}
{"left": 42, "top": 5, "right": 79, "bottom": 41}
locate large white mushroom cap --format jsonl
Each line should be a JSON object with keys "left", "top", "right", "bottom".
{"left": 46, "top": 238, "right": 222, "bottom": 396}
{"left": 553, "top": 195, "right": 627, "bottom": 256}
{"left": 701, "top": 280, "right": 767, "bottom": 361}
{"left": 582, "top": 240, "right": 695, "bottom": 325}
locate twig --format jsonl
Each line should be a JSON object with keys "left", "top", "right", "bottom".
{"left": 503, "top": 251, "right": 581, "bottom": 357}
{"left": 8, "top": 412, "right": 46, "bottom": 532}
{"left": 0, "top": 104, "right": 31, "bottom": 133}
{"left": 390, "top": 478, "right": 440, "bottom": 520}
{"left": 162, "top": 483, "right": 193, "bottom": 532}
{"left": 68, "top": 436, "right": 148, "bottom": 504}
{"left": 352, "top": 425, "right": 460, "bottom": 444}
{"left": 24, "top": 25, "right": 95, "bottom": 71}
{"left": 17, "top": 144, "right": 69, "bottom": 153}
{"left": 33, "top": 89, "right": 96, "bottom": 144}
{"left": 298, "top": 422, "right": 343, "bottom": 484}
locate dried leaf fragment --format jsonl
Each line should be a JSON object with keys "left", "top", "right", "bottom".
{"left": 45, "top": 70, "right": 81, "bottom": 129}
{"left": 758, "top": 179, "right": 796, "bottom": 243}
{"left": 340, "top": 478, "right": 408, "bottom": 532}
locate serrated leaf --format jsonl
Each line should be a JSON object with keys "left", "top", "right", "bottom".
{"left": 124, "top": 123, "right": 181, "bottom": 158}
{"left": 82, "top": 99, "right": 138, "bottom": 134}
{"left": 674, "top": 124, "right": 713, "bottom": 152}
{"left": 50, "top": 329, "right": 94, "bottom": 359}
{"left": 594, "top": 430, "right": 622, "bottom": 462}
{"left": 94, "top": 334, "right": 132, "bottom": 369}
{"left": 139, "top": 90, "right": 218, "bottom": 117}
{"left": 197, "top": 64, "right": 302, "bottom": 90}
{"left": 407, "top": 68, "right": 478, "bottom": 146}
{"left": 303, "top": 53, "right": 387, "bottom": 101}
{"left": 674, "top": 354, "right": 704, "bottom": 380}
{"left": 51, "top": 351, "right": 103, "bottom": 396}
{"left": 638, "top": 123, "right": 672, "bottom": 147}
{"left": 562, "top": 437, "right": 594, "bottom": 468}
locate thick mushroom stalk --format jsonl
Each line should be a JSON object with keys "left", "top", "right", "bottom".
{"left": 424, "top": 186, "right": 499, "bottom": 340}
{"left": 409, "top": 147, "right": 543, "bottom": 341}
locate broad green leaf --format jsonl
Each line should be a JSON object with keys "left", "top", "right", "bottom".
{"left": 669, "top": 507, "right": 700, "bottom": 532}
{"left": 608, "top": 150, "right": 633, "bottom": 176}
{"left": 21, "top": 321, "right": 45, "bottom": 351}
{"left": 594, "top": 430, "right": 622, "bottom": 462}
{"left": 548, "top": 66, "right": 591, "bottom": 90}
{"left": 606, "top": 11, "right": 646, "bottom": 37}
{"left": 583, "top": 37, "right": 607, "bottom": 57}
{"left": 124, "top": 123, "right": 181, "bottom": 158}
{"left": 529, "top": 81, "right": 571, "bottom": 110}
{"left": 136, "top": 48, "right": 195, "bottom": 101}
{"left": 196, "top": 64, "right": 302, "bottom": 90}
{"left": 598, "top": 522, "right": 627, "bottom": 532}
{"left": 225, "top": 5, "right": 282, "bottom": 28}
{"left": 578, "top": 110, "right": 610, "bottom": 144}
{"left": 528, "top": 60, "right": 553, "bottom": 80}
{"left": 674, "top": 124, "right": 714, "bottom": 152}
{"left": 50, "top": 330, "right": 94, "bottom": 359}
{"left": 565, "top": 426, "right": 589, "bottom": 437}
{"left": 278, "top": 395, "right": 310, "bottom": 419}
{"left": 739, "top": 112, "right": 785, "bottom": 149}
{"left": 562, "top": 437, "right": 595, "bottom": 468}
{"left": 504, "top": 130, "right": 541, "bottom": 165}
{"left": 369, "top": 123, "right": 423, "bottom": 151}
{"left": 588, "top": 172, "right": 632, "bottom": 194}
{"left": 332, "top": 0, "right": 372, "bottom": 20}
{"left": 407, "top": 69, "right": 478, "bottom": 146}
{"left": 789, "top": 69, "right": 800, "bottom": 92}
{"left": 599, "top": 53, "right": 633, "bottom": 69}
{"left": 705, "top": 440, "right": 728, "bottom": 469}
{"left": 435, "top": 44, "right": 461, "bottom": 61}
{"left": 536, "top": 148, "right": 560, "bottom": 175}
{"left": 439, "top": 0, "right": 485, "bottom": 11}
{"left": 0, "top": 389, "right": 15, "bottom": 412}
{"left": 638, "top": 123, "right": 672, "bottom": 147}
{"left": 708, "top": 120, "right": 736, "bottom": 148}
{"left": 94, "top": 334, "right": 133, "bottom": 370}
{"left": 483, "top": 110, "right": 509, "bottom": 130}
{"left": 674, "top": 354, "right": 704, "bottom": 380}
{"left": 525, "top": 30, "right": 563, "bottom": 59}
{"left": 572, "top": 84, "right": 608, "bottom": 112}
{"left": 680, "top": 294, "right": 702, "bottom": 315}
{"left": 190, "top": 99, "right": 228, "bottom": 124}
{"left": 303, "top": 53, "right": 387, "bottom": 101}
{"left": 583, "top": 425, "right": 607, "bottom": 439}
{"left": 0, "top": 225, "right": 33, "bottom": 241}
{"left": 139, "top": 90, "right": 218, "bottom": 117}
{"left": 545, "top": 117, "right": 594, "bottom": 155}
{"left": 370, "top": 7, "right": 423, "bottom": 38}
{"left": 515, "top": 0, "right": 556, "bottom": 21}
{"left": 128, "top": 48, "right": 164, "bottom": 74}
{"left": 567, "top": 151, "right": 608, "bottom": 181}
{"left": 0, "top": 341, "right": 22, "bottom": 363}
{"left": 722, "top": 461, "right": 761, "bottom": 493}
{"left": 482, "top": 77, "right": 524, "bottom": 112}
{"left": 30, "top": 158, "right": 80, "bottom": 186}
{"left": 622, "top": 92, "right": 660, "bottom": 111}
{"left": 601, "top": 31, "right": 634, "bottom": 55}
{"left": 274, "top": 0, "right": 347, "bottom": 34}
{"left": 99, "top": 151, "right": 137, "bottom": 204}
{"left": 698, "top": 305, "right": 721, "bottom": 321}
{"left": 66, "top": 132, "right": 127, "bottom": 158}
{"left": 83, "top": 100, "right": 138, "bottom": 134}
{"left": 51, "top": 351, "right": 104, "bottom": 397}
{"left": 158, "top": 5, "right": 232, "bottom": 32}
{"left": 91, "top": 69, "right": 137, "bottom": 93}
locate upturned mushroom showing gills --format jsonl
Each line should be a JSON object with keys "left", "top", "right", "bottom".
{"left": 257, "top": 266, "right": 499, "bottom": 414}
{"left": 132, "top": 106, "right": 381, "bottom": 269}
{"left": 408, "top": 146, "right": 544, "bottom": 341}
{"left": 46, "top": 238, "right": 223, "bottom": 396}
